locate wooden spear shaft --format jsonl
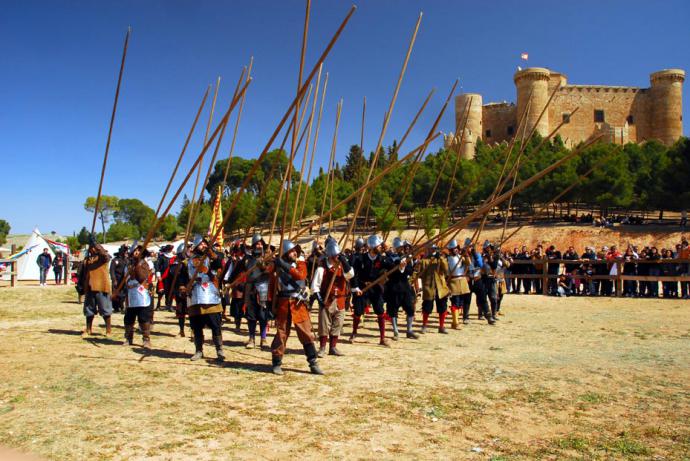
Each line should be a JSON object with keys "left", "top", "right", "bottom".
{"left": 340, "top": 12, "right": 423, "bottom": 247}
{"left": 91, "top": 27, "right": 131, "bottom": 236}
{"left": 297, "top": 69, "right": 328, "bottom": 228}
{"left": 327, "top": 100, "right": 343, "bottom": 233}
{"left": 183, "top": 76, "right": 223, "bottom": 241}
{"left": 221, "top": 58, "right": 254, "bottom": 187}
{"left": 207, "top": 5, "right": 357, "bottom": 247}
{"left": 153, "top": 86, "right": 210, "bottom": 219}
{"left": 290, "top": 64, "right": 323, "bottom": 234}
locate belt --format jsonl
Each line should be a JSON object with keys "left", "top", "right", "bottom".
{"left": 450, "top": 275, "right": 466, "bottom": 279}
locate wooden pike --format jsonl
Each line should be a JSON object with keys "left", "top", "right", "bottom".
{"left": 221, "top": 57, "right": 254, "bottom": 188}
{"left": 153, "top": 86, "right": 210, "bottom": 220}
{"left": 297, "top": 69, "right": 329, "bottom": 228}
{"left": 206, "top": 5, "right": 357, "bottom": 248}
{"left": 290, "top": 64, "right": 323, "bottom": 234}
{"left": 340, "top": 12, "right": 423, "bottom": 248}
{"left": 91, "top": 27, "right": 131, "bottom": 237}
{"left": 183, "top": 76, "right": 223, "bottom": 242}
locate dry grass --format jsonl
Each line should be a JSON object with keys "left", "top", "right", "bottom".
{"left": 0, "top": 285, "right": 688, "bottom": 460}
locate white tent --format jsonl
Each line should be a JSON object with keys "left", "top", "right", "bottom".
{"left": 16, "top": 228, "right": 56, "bottom": 281}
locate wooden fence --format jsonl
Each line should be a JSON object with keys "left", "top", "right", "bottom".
{"left": 0, "top": 259, "right": 18, "bottom": 287}
{"left": 506, "top": 258, "right": 690, "bottom": 297}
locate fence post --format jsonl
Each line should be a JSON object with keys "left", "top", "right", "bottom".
{"left": 616, "top": 261, "right": 623, "bottom": 297}
{"left": 11, "top": 260, "right": 17, "bottom": 287}
{"left": 542, "top": 259, "right": 548, "bottom": 296}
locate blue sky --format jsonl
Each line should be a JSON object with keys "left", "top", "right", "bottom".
{"left": 2, "top": 0, "right": 689, "bottom": 235}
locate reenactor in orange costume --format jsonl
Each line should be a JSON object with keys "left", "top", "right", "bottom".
{"left": 270, "top": 240, "right": 323, "bottom": 376}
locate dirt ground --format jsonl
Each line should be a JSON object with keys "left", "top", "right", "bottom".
{"left": 0, "top": 285, "right": 688, "bottom": 460}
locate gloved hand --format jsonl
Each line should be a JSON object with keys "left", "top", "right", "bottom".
{"left": 338, "top": 254, "right": 351, "bottom": 272}
{"left": 275, "top": 256, "right": 292, "bottom": 272}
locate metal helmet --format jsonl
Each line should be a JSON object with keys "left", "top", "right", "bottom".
{"left": 192, "top": 234, "right": 205, "bottom": 248}
{"left": 464, "top": 237, "right": 473, "bottom": 248}
{"left": 128, "top": 240, "right": 139, "bottom": 255}
{"left": 367, "top": 234, "right": 383, "bottom": 249}
{"left": 325, "top": 241, "right": 341, "bottom": 258}
{"left": 482, "top": 239, "right": 491, "bottom": 250}
{"left": 324, "top": 235, "right": 336, "bottom": 247}
{"left": 281, "top": 239, "right": 297, "bottom": 256}
{"left": 354, "top": 237, "right": 365, "bottom": 250}
{"left": 251, "top": 233, "right": 264, "bottom": 247}
{"left": 447, "top": 239, "right": 458, "bottom": 250}
{"left": 176, "top": 242, "right": 187, "bottom": 256}
{"left": 392, "top": 237, "right": 404, "bottom": 250}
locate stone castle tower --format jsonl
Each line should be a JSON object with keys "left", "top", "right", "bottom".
{"left": 445, "top": 68, "right": 685, "bottom": 159}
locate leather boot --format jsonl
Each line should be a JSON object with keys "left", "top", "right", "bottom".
{"left": 451, "top": 308, "right": 459, "bottom": 329}
{"left": 328, "top": 336, "right": 344, "bottom": 356}
{"left": 141, "top": 323, "right": 152, "bottom": 349}
{"left": 304, "top": 343, "right": 324, "bottom": 375}
{"left": 212, "top": 333, "right": 224, "bottom": 363}
{"left": 104, "top": 316, "right": 112, "bottom": 337}
{"left": 317, "top": 336, "right": 328, "bottom": 358}
{"left": 191, "top": 332, "right": 204, "bottom": 360}
{"left": 271, "top": 356, "right": 284, "bottom": 375}
{"left": 123, "top": 324, "right": 134, "bottom": 345}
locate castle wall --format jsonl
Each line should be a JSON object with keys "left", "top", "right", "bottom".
{"left": 548, "top": 86, "right": 652, "bottom": 146}
{"left": 482, "top": 103, "right": 517, "bottom": 144}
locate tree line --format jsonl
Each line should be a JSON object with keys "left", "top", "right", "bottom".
{"left": 80, "top": 135, "right": 689, "bottom": 245}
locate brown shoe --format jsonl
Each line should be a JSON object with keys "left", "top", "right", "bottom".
{"left": 379, "top": 339, "right": 391, "bottom": 348}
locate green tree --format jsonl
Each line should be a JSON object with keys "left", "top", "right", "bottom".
{"left": 84, "top": 195, "right": 120, "bottom": 241}
{"left": 77, "top": 227, "right": 90, "bottom": 245}
{"left": 65, "top": 236, "right": 81, "bottom": 253}
{"left": 115, "top": 198, "right": 156, "bottom": 237}
{"left": 107, "top": 222, "right": 140, "bottom": 241}
{"left": 0, "top": 219, "right": 10, "bottom": 245}
{"left": 342, "top": 145, "right": 368, "bottom": 183}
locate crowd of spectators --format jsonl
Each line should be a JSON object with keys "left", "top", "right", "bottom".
{"left": 502, "top": 236, "right": 690, "bottom": 299}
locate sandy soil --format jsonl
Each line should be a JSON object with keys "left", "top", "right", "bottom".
{"left": 0, "top": 285, "right": 688, "bottom": 460}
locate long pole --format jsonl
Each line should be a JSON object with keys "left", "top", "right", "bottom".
{"left": 91, "top": 27, "right": 131, "bottom": 237}
{"left": 290, "top": 64, "right": 323, "bottom": 234}
{"left": 297, "top": 70, "right": 329, "bottom": 228}
{"left": 153, "top": 86, "right": 210, "bottom": 219}
{"left": 221, "top": 58, "right": 254, "bottom": 188}
{"left": 340, "top": 12, "right": 423, "bottom": 247}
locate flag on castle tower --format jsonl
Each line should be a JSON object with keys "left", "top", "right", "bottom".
{"left": 520, "top": 52, "right": 529, "bottom": 61}
{"left": 208, "top": 185, "right": 224, "bottom": 246}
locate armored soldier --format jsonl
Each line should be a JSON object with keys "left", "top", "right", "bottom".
{"left": 311, "top": 240, "right": 353, "bottom": 357}
{"left": 383, "top": 237, "right": 419, "bottom": 340}
{"left": 230, "top": 234, "right": 272, "bottom": 349}
{"left": 187, "top": 235, "right": 224, "bottom": 362}
{"left": 123, "top": 242, "right": 153, "bottom": 348}
{"left": 446, "top": 239, "right": 473, "bottom": 328}
{"left": 350, "top": 235, "right": 389, "bottom": 347}
{"left": 469, "top": 242, "right": 496, "bottom": 325}
{"left": 415, "top": 244, "right": 450, "bottom": 334}
{"left": 271, "top": 240, "right": 323, "bottom": 375}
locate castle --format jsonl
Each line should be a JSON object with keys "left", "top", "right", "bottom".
{"left": 446, "top": 67, "right": 685, "bottom": 159}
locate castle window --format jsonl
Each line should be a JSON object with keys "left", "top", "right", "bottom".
{"left": 485, "top": 129, "right": 492, "bottom": 138}
{"left": 507, "top": 126, "right": 515, "bottom": 135}
{"left": 594, "top": 110, "right": 605, "bottom": 123}
{"left": 627, "top": 115, "right": 634, "bottom": 125}
{"left": 562, "top": 113, "right": 571, "bottom": 124}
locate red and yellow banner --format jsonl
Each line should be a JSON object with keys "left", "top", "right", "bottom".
{"left": 208, "top": 185, "right": 224, "bottom": 247}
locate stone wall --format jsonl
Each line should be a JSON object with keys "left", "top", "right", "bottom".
{"left": 482, "top": 103, "right": 517, "bottom": 144}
